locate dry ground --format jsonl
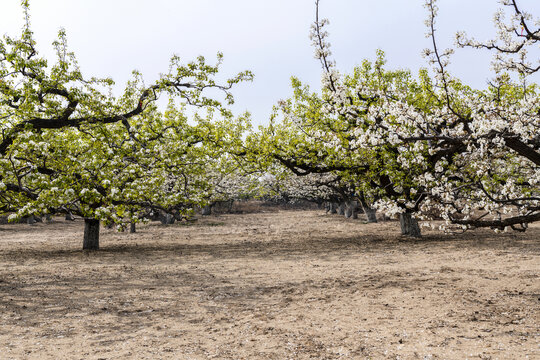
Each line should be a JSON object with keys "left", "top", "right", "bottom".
{"left": 0, "top": 210, "right": 539, "bottom": 359}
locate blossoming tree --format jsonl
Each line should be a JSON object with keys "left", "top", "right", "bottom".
{"left": 258, "top": 0, "right": 539, "bottom": 236}
{"left": 0, "top": 3, "right": 252, "bottom": 249}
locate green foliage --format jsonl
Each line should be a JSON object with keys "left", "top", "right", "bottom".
{"left": 0, "top": 2, "right": 253, "bottom": 226}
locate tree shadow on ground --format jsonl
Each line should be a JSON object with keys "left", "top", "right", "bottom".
{"left": 1, "top": 227, "right": 538, "bottom": 263}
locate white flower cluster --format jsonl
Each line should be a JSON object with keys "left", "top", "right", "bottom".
{"left": 265, "top": 0, "right": 540, "bottom": 233}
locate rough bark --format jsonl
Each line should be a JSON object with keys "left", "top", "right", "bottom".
{"left": 338, "top": 203, "right": 345, "bottom": 216}
{"left": 130, "top": 222, "right": 136, "bottom": 233}
{"left": 83, "top": 218, "right": 100, "bottom": 250}
{"left": 399, "top": 213, "right": 421, "bottom": 238}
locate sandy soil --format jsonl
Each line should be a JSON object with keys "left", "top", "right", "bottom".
{"left": 0, "top": 210, "right": 539, "bottom": 359}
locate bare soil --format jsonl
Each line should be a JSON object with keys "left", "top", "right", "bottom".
{"left": 0, "top": 210, "right": 539, "bottom": 359}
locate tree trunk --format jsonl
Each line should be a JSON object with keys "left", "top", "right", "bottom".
{"left": 65, "top": 213, "right": 75, "bottom": 221}
{"left": 329, "top": 202, "right": 337, "bottom": 214}
{"left": 26, "top": 215, "right": 36, "bottom": 225}
{"left": 130, "top": 222, "right": 136, "bottom": 233}
{"left": 338, "top": 203, "right": 345, "bottom": 216}
{"left": 399, "top": 213, "right": 421, "bottom": 238}
{"left": 344, "top": 201, "right": 353, "bottom": 218}
{"left": 159, "top": 213, "right": 167, "bottom": 224}
{"left": 346, "top": 200, "right": 358, "bottom": 219}
{"left": 358, "top": 192, "right": 377, "bottom": 223}
{"left": 365, "top": 209, "right": 377, "bottom": 223}
{"left": 159, "top": 212, "right": 175, "bottom": 225}
{"left": 202, "top": 205, "right": 212, "bottom": 216}
{"left": 351, "top": 201, "right": 359, "bottom": 219}
{"left": 83, "top": 218, "right": 100, "bottom": 250}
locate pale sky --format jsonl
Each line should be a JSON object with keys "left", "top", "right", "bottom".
{"left": 1, "top": 0, "right": 539, "bottom": 126}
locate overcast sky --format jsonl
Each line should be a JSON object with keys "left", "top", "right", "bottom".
{"left": 1, "top": 0, "right": 539, "bottom": 126}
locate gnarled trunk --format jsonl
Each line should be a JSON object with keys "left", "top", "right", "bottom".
{"left": 399, "top": 213, "right": 421, "bottom": 238}
{"left": 130, "top": 222, "right": 136, "bottom": 233}
{"left": 83, "top": 218, "right": 100, "bottom": 250}
{"left": 358, "top": 192, "right": 377, "bottom": 223}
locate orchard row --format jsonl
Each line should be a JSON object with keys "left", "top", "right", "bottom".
{"left": 1, "top": 0, "right": 539, "bottom": 248}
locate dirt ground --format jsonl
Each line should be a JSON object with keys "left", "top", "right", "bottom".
{"left": 0, "top": 210, "right": 539, "bottom": 359}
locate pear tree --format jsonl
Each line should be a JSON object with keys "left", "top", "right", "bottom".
{"left": 0, "top": 2, "right": 253, "bottom": 249}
